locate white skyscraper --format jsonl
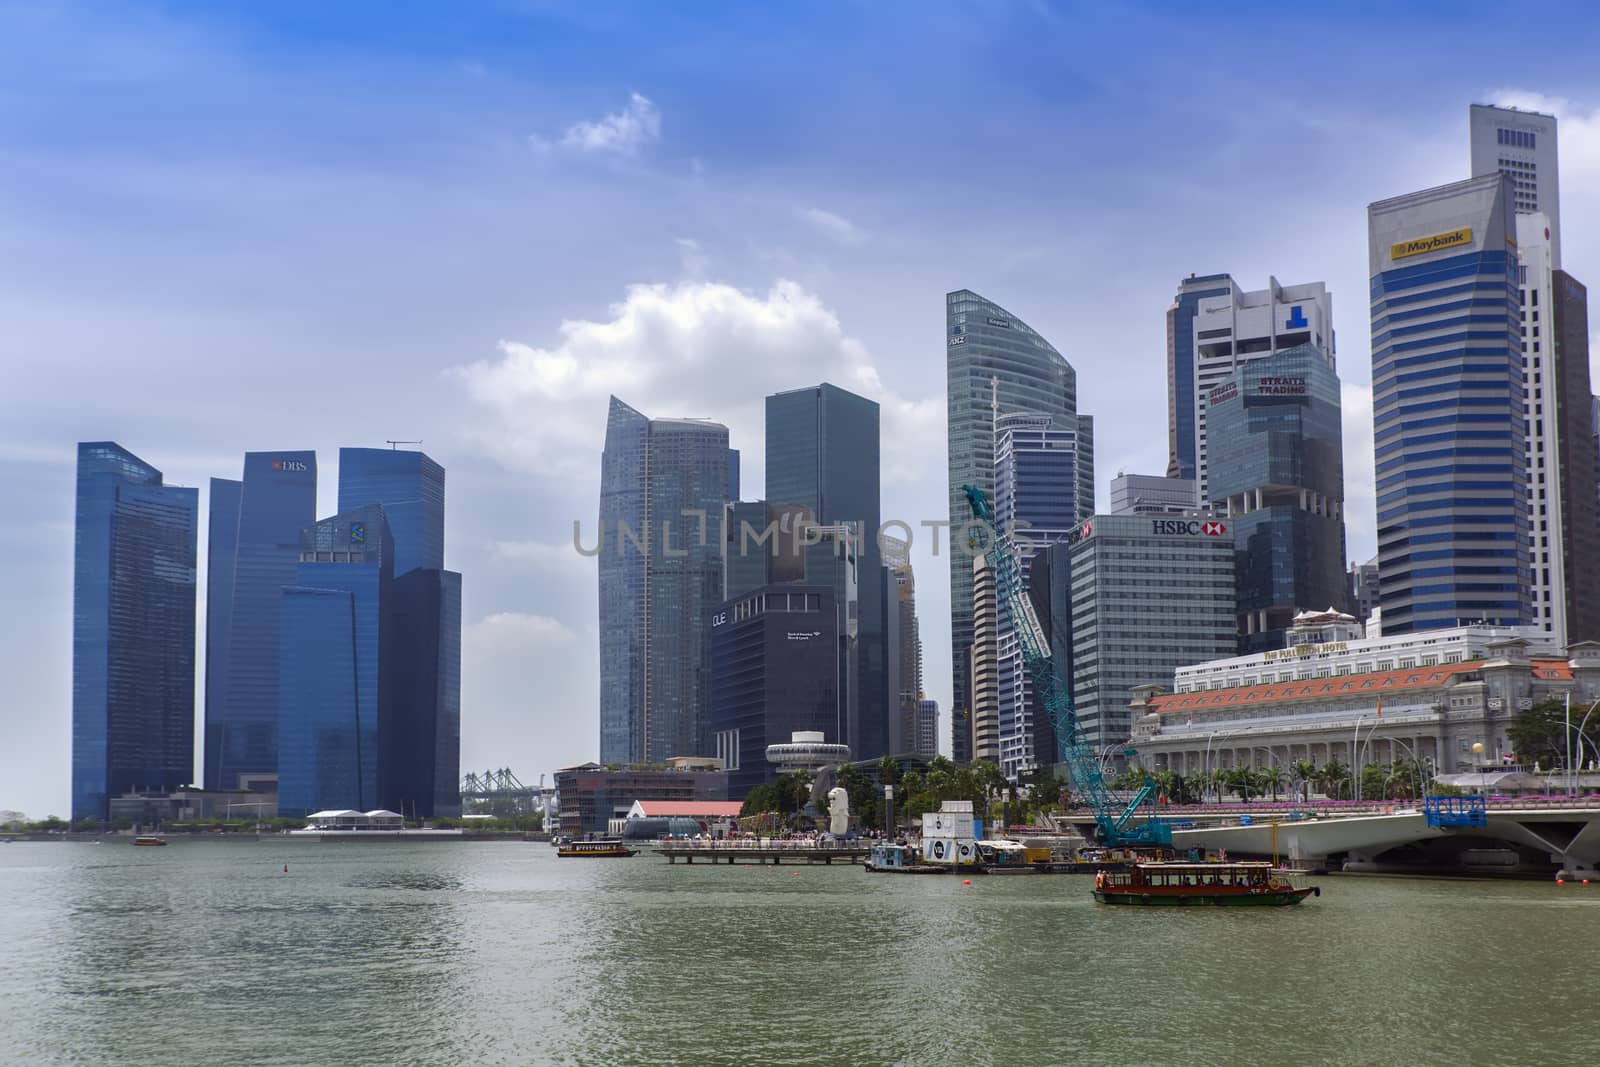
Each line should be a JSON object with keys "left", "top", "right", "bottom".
{"left": 1187, "top": 277, "right": 1334, "bottom": 502}
{"left": 1516, "top": 213, "right": 1567, "bottom": 647}
{"left": 1470, "top": 103, "right": 1561, "bottom": 267}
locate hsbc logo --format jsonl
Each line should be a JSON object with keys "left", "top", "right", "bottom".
{"left": 271, "top": 460, "right": 308, "bottom": 472}
{"left": 1150, "top": 519, "right": 1227, "bottom": 537}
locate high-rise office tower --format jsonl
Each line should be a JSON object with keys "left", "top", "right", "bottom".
{"left": 278, "top": 507, "right": 393, "bottom": 816}
{"left": 946, "top": 290, "right": 1088, "bottom": 761}
{"left": 993, "top": 411, "right": 1082, "bottom": 779}
{"left": 338, "top": 448, "right": 445, "bottom": 575}
{"left": 72, "top": 443, "right": 198, "bottom": 821}
{"left": 205, "top": 451, "right": 317, "bottom": 791}
{"left": 1110, "top": 473, "right": 1200, "bottom": 516}
{"left": 765, "top": 383, "right": 887, "bottom": 760}
{"left": 1367, "top": 174, "right": 1530, "bottom": 633}
{"left": 883, "top": 535, "right": 922, "bottom": 757}
{"left": 1175, "top": 276, "right": 1335, "bottom": 503}
{"left": 1551, "top": 271, "right": 1600, "bottom": 643}
{"left": 1205, "top": 342, "right": 1347, "bottom": 652}
{"left": 969, "top": 554, "right": 1000, "bottom": 763}
{"left": 1347, "top": 556, "right": 1379, "bottom": 629}
{"left": 914, "top": 699, "right": 939, "bottom": 760}
{"left": 1470, "top": 104, "right": 1560, "bottom": 266}
{"left": 1516, "top": 217, "right": 1569, "bottom": 644}
{"left": 598, "top": 397, "right": 737, "bottom": 764}
{"left": 338, "top": 447, "right": 460, "bottom": 818}
{"left": 1024, "top": 540, "right": 1073, "bottom": 775}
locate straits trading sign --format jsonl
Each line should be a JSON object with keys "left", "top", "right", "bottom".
{"left": 1390, "top": 227, "right": 1472, "bottom": 261}
{"left": 1255, "top": 375, "right": 1307, "bottom": 396}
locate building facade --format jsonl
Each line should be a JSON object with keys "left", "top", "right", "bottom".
{"left": 705, "top": 584, "right": 839, "bottom": 799}
{"left": 883, "top": 535, "right": 923, "bottom": 757}
{"left": 1110, "top": 473, "right": 1200, "bottom": 515}
{"left": 1205, "top": 342, "right": 1347, "bottom": 653}
{"left": 1552, "top": 271, "right": 1600, "bottom": 644}
{"left": 1469, "top": 103, "right": 1561, "bottom": 266}
{"left": 598, "top": 397, "right": 738, "bottom": 764}
{"left": 914, "top": 699, "right": 939, "bottom": 760}
{"left": 1167, "top": 274, "right": 1237, "bottom": 482}
{"left": 278, "top": 507, "right": 393, "bottom": 817}
{"left": 1183, "top": 276, "right": 1335, "bottom": 503}
{"left": 554, "top": 763, "right": 729, "bottom": 837}
{"left": 970, "top": 554, "right": 1000, "bottom": 762}
{"left": 1069, "top": 515, "right": 1237, "bottom": 749}
{"left": 765, "top": 383, "right": 887, "bottom": 761}
{"left": 1367, "top": 174, "right": 1530, "bottom": 633}
{"left": 337, "top": 447, "right": 445, "bottom": 575}
{"left": 946, "top": 289, "right": 1089, "bottom": 760}
{"left": 1131, "top": 641, "right": 1600, "bottom": 779}
{"left": 72, "top": 443, "right": 199, "bottom": 821}
{"left": 206, "top": 451, "right": 318, "bottom": 791}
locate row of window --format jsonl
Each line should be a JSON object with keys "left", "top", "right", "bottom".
{"left": 1496, "top": 127, "right": 1537, "bottom": 148}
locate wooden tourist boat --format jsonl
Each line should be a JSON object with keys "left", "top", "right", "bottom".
{"left": 556, "top": 838, "right": 637, "bottom": 858}
{"left": 1093, "top": 861, "right": 1319, "bottom": 906}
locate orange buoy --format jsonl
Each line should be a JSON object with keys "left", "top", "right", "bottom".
{"left": 1557, "top": 878, "right": 1565, "bottom": 885}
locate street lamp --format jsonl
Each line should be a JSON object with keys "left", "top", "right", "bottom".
{"left": 1202, "top": 730, "right": 1234, "bottom": 805}
{"left": 1472, "top": 742, "right": 1486, "bottom": 796}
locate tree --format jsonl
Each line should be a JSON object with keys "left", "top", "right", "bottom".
{"left": 1317, "top": 760, "right": 1350, "bottom": 800}
{"left": 1291, "top": 760, "right": 1318, "bottom": 801}
{"left": 741, "top": 784, "right": 779, "bottom": 817}
{"left": 1260, "top": 766, "right": 1284, "bottom": 801}
{"left": 1507, "top": 699, "right": 1585, "bottom": 770}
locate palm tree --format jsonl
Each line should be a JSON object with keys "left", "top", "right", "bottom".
{"left": 1260, "top": 766, "right": 1284, "bottom": 801}
{"left": 1318, "top": 760, "right": 1350, "bottom": 800}
{"left": 1291, "top": 760, "right": 1318, "bottom": 801}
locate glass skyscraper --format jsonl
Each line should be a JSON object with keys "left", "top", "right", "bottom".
{"left": 1205, "top": 342, "right": 1347, "bottom": 653}
{"left": 1166, "top": 274, "right": 1236, "bottom": 481}
{"left": 72, "top": 443, "right": 199, "bottom": 821}
{"left": 278, "top": 506, "right": 392, "bottom": 817}
{"left": 945, "top": 290, "right": 1090, "bottom": 761}
{"left": 338, "top": 446, "right": 460, "bottom": 817}
{"left": 598, "top": 397, "right": 737, "bottom": 764}
{"left": 1367, "top": 174, "right": 1530, "bottom": 632}
{"left": 765, "top": 383, "right": 887, "bottom": 760}
{"left": 337, "top": 447, "right": 445, "bottom": 576}
{"left": 205, "top": 451, "right": 317, "bottom": 790}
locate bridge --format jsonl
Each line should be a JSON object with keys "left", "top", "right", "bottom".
{"left": 1059, "top": 799, "right": 1600, "bottom": 878}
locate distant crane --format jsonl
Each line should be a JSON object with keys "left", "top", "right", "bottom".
{"left": 385, "top": 439, "right": 423, "bottom": 450}
{"left": 961, "top": 483, "right": 1171, "bottom": 847}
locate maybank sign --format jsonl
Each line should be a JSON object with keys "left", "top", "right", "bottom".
{"left": 1390, "top": 228, "right": 1473, "bottom": 261}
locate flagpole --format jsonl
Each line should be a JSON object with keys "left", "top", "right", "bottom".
{"left": 1567, "top": 692, "right": 1573, "bottom": 798}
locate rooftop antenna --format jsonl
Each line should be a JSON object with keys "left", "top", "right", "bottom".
{"left": 386, "top": 439, "right": 422, "bottom": 450}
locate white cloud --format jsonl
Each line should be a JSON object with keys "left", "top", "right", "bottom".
{"left": 798, "top": 206, "right": 867, "bottom": 246}
{"left": 490, "top": 538, "right": 593, "bottom": 575}
{"left": 560, "top": 92, "right": 661, "bottom": 155}
{"left": 675, "top": 236, "right": 708, "bottom": 276}
{"left": 469, "top": 611, "right": 575, "bottom": 644}
{"left": 449, "top": 278, "right": 932, "bottom": 495}
{"left": 1487, "top": 90, "right": 1600, "bottom": 178}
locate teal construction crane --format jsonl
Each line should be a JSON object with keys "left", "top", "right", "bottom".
{"left": 962, "top": 484, "right": 1171, "bottom": 847}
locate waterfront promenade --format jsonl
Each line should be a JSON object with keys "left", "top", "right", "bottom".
{"left": 655, "top": 838, "right": 872, "bottom": 864}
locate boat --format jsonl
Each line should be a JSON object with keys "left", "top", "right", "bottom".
{"left": 1093, "top": 861, "right": 1319, "bottom": 906}
{"left": 133, "top": 835, "right": 167, "bottom": 847}
{"left": 556, "top": 838, "right": 636, "bottom": 858}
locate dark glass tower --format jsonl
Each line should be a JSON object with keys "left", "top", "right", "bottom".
{"left": 72, "top": 443, "right": 199, "bottom": 821}
{"left": 337, "top": 448, "right": 445, "bottom": 575}
{"left": 598, "top": 397, "right": 737, "bottom": 764}
{"left": 945, "top": 290, "right": 1088, "bottom": 761}
{"left": 1166, "top": 275, "right": 1236, "bottom": 481}
{"left": 766, "top": 383, "right": 886, "bottom": 759}
{"left": 278, "top": 506, "right": 393, "bottom": 816}
{"left": 338, "top": 446, "right": 460, "bottom": 816}
{"left": 1205, "top": 343, "right": 1347, "bottom": 652}
{"left": 203, "top": 477, "right": 241, "bottom": 792}
{"left": 1367, "top": 175, "right": 1530, "bottom": 632}
{"left": 206, "top": 451, "right": 317, "bottom": 790}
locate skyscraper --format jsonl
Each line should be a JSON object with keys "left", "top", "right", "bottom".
{"left": 205, "top": 451, "right": 317, "bottom": 790}
{"left": 946, "top": 290, "right": 1088, "bottom": 761}
{"left": 1205, "top": 342, "right": 1347, "bottom": 652}
{"left": 883, "top": 534, "right": 922, "bottom": 757}
{"left": 338, "top": 447, "right": 445, "bottom": 575}
{"left": 338, "top": 446, "right": 460, "bottom": 817}
{"left": 993, "top": 411, "right": 1083, "bottom": 779}
{"left": 1470, "top": 104, "right": 1560, "bottom": 266}
{"left": 765, "top": 383, "right": 887, "bottom": 759}
{"left": 1167, "top": 274, "right": 1236, "bottom": 482}
{"left": 1109, "top": 473, "right": 1200, "bottom": 515}
{"left": 1367, "top": 174, "right": 1530, "bottom": 633}
{"left": 598, "top": 397, "right": 737, "bottom": 764}
{"left": 278, "top": 506, "right": 392, "bottom": 816}
{"left": 1552, "top": 270, "right": 1600, "bottom": 643}
{"left": 72, "top": 443, "right": 198, "bottom": 821}
{"left": 1178, "top": 276, "right": 1334, "bottom": 503}
{"left": 970, "top": 554, "right": 1000, "bottom": 763}
{"left": 1515, "top": 216, "right": 1570, "bottom": 644}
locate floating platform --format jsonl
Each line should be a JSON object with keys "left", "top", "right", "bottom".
{"left": 657, "top": 844, "right": 871, "bottom": 865}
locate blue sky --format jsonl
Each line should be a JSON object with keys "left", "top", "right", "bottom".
{"left": 4, "top": 0, "right": 1600, "bottom": 816}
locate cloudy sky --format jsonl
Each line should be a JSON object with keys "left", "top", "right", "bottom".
{"left": 4, "top": 1, "right": 1600, "bottom": 816}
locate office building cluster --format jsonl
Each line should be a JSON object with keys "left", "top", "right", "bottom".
{"left": 598, "top": 384, "right": 935, "bottom": 801}
{"left": 72, "top": 444, "right": 460, "bottom": 821}
{"left": 953, "top": 101, "right": 1599, "bottom": 777}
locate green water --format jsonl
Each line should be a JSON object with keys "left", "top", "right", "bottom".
{"left": 2, "top": 840, "right": 1596, "bottom": 1066}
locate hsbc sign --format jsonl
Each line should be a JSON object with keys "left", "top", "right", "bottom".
{"left": 1150, "top": 519, "right": 1227, "bottom": 537}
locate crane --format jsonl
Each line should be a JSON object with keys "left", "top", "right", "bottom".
{"left": 961, "top": 484, "right": 1171, "bottom": 847}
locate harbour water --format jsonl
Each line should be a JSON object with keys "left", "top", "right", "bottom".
{"left": 2, "top": 840, "right": 1596, "bottom": 1066}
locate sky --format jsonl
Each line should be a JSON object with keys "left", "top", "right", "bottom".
{"left": 4, "top": 0, "right": 1600, "bottom": 817}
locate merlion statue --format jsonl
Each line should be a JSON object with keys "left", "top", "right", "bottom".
{"left": 827, "top": 786, "right": 850, "bottom": 837}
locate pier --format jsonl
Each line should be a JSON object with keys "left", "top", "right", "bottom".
{"left": 656, "top": 840, "right": 872, "bottom": 865}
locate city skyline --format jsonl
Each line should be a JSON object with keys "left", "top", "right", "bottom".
{"left": 7, "top": 2, "right": 1600, "bottom": 815}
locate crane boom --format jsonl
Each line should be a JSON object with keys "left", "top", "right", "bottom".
{"left": 961, "top": 484, "right": 1170, "bottom": 847}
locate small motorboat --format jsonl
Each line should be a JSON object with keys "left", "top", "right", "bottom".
{"left": 133, "top": 835, "right": 168, "bottom": 847}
